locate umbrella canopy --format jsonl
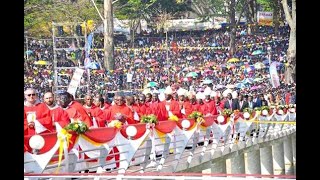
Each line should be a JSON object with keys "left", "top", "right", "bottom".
{"left": 25, "top": 50, "right": 33, "bottom": 55}
{"left": 203, "top": 79, "right": 213, "bottom": 84}
{"left": 252, "top": 50, "right": 264, "bottom": 55}
{"left": 254, "top": 77, "right": 263, "bottom": 82}
{"left": 34, "top": 60, "right": 51, "bottom": 65}
{"left": 226, "top": 84, "right": 235, "bottom": 89}
{"left": 227, "top": 58, "right": 240, "bottom": 63}
{"left": 250, "top": 86, "right": 260, "bottom": 90}
{"left": 254, "top": 62, "right": 266, "bottom": 69}
{"left": 262, "top": 59, "right": 270, "bottom": 65}
{"left": 235, "top": 83, "right": 246, "bottom": 89}
{"left": 161, "top": 76, "right": 168, "bottom": 80}
{"left": 215, "top": 84, "right": 224, "bottom": 90}
{"left": 134, "top": 59, "right": 143, "bottom": 63}
{"left": 146, "top": 81, "right": 157, "bottom": 87}
{"left": 242, "top": 78, "right": 254, "bottom": 84}
{"left": 186, "top": 72, "right": 198, "bottom": 77}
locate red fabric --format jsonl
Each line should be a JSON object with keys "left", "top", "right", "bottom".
{"left": 120, "top": 123, "right": 147, "bottom": 140}
{"left": 65, "top": 107, "right": 82, "bottom": 120}
{"left": 201, "top": 116, "right": 217, "bottom": 127}
{"left": 24, "top": 132, "right": 77, "bottom": 155}
{"left": 105, "top": 104, "right": 136, "bottom": 124}
{"left": 179, "top": 100, "right": 193, "bottom": 118}
{"left": 155, "top": 121, "right": 176, "bottom": 133}
{"left": 285, "top": 93, "right": 291, "bottom": 105}
{"left": 203, "top": 100, "right": 218, "bottom": 115}
{"left": 161, "top": 100, "right": 182, "bottom": 118}
{"left": 24, "top": 112, "right": 28, "bottom": 135}
{"left": 84, "top": 127, "right": 118, "bottom": 143}
{"left": 136, "top": 103, "right": 152, "bottom": 117}
{"left": 176, "top": 119, "right": 196, "bottom": 131}
{"left": 196, "top": 103, "right": 208, "bottom": 115}
{"left": 24, "top": 103, "right": 53, "bottom": 135}
{"left": 83, "top": 105, "right": 106, "bottom": 127}
{"left": 149, "top": 101, "right": 168, "bottom": 121}
{"left": 49, "top": 106, "right": 71, "bottom": 129}
{"left": 70, "top": 101, "right": 92, "bottom": 127}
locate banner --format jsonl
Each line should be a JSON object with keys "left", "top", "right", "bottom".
{"left": 257, "top": 11, "right": 273, "bottom": 26}
{"left": 67, "top": 68, "right": 85, "bottom": 97}
{"left": 85, "top": 33, "right": 94, "bottom": 58}
{"left": 269, "top": 61, "right": 280, "bottom": 88}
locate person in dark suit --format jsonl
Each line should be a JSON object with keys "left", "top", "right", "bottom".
{"left": 252, "top": 93, "right": 262, "bottom": 108}
{"left": 247, "top": 95, "right": 254, "bottom": 109}
{"left": 223, "top": 93, "right": 240, "bottom": 111}
{"left": 238, "top": 94, "right": 249, "bottom": 112}
{"left": 260, "top": 94, "right": 268, "bottom": 106}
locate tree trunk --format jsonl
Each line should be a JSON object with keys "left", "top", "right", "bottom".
{"left": 273, "top": 0, "right": 280, "bottom": 36}
{"left": 281, "top": 0, "right": 296, "bottom": 84}
{"left": 104, "top": 0, "right": 114, "bottom": 71}
{"left": 285, "top": 28, "right": 296, "bottom": 83}
{"left": 229, "top": 0, "right": 236, "bottom": 56}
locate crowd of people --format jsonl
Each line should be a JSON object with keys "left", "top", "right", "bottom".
{"left": 24, "top": 24, "right": 296, "bottom": 136}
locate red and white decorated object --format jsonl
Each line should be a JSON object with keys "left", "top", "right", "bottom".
{"left": 24, "top": 108, "right": 295, "bottom": 174}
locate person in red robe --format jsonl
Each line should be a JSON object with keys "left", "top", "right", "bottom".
{"left": 43, "top": 92, "right": 70, "bottom": 130}
{"left": 203, "top": 93, "right": 218, "bottom": 116}
{"left": 161, "top": 86, "right": 182, "bottom": 118}
{"left": 125, "top": 95, "right": 140, "bottom": 122}
{"left": 189, "top": 92, "right": 199, "bottom": 112}
{"left": 59, "top": 92, "right": 86, "bottom": 124}
{"left": 149, "top": 93, "right": 168, "bottom": 121}
{"left": 83, "top": 95, "right": 106, "bottom": 127}
{"left": 177, "top": 89, "right": 193, "bottom": 118}
{"left": 195, "top": 92, "right": 208, "bottom": 114}
{"left": 136, "top": 94, "right": 152, "bottom": 117}
{"left": 65, "top": 92, "right": 92, "bottom": 127}
{"left": 24, "top": 112, "right": 28, "bottom": 135}
{"left": 105, "top": 95, "right": 135, "bottom": 124}
{"left": 24, "top": 88, "right": 52, "bottom": 135}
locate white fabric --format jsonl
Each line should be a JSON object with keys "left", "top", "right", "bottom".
{"left": 126, "top": 73, "right": 133, "bottom": 83}
{"left": 34, "top": 120, "right": 49, "bottom": 134}
{"left": 181, "top": 108, "right": 186, "bottom": 115}
{"left": 164, "top": 86, "right": 173, "bottom": 94}
{"left": 134, "top": 111, "right": 139, "bottom": 121}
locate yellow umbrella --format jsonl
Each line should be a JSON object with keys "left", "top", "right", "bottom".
{"left": 34, "top": 60, "right": 50, "bottom": 65}
{"left": 227, "top": 58, "right": 240, "bottom": 63}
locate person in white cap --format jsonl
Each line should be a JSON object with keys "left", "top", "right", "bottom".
{"left": 149, "top": 92, "right": 168, "bottom": 121}
{"left": 203, "top": 88, "right": 218, "bottom": 116}
{"left": 195, "top": 91, "right": 207, "bottom": 114}
{"left": 177, "top": 88, "right": 193, "bottom": 118}
{"left": 161, "top": 86, "right": 182, "bottom": 118}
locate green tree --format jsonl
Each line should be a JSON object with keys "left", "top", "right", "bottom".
{"left": 24, "top": 0, "right": 103, "bottom": 38}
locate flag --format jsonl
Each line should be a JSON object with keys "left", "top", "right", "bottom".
{"left": 269, "top": 61, "right": 280, "bottom": 88}
{"left": 85, "top": 33, "right": 94, "bottom": 58}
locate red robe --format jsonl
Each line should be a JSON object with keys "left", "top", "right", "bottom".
{"left": 203, "top": 100, "right": 218, "bottom": 115}
{"left": 191, "top": 102, "right": 207, "bottom": 115}
{"left": 83, "top": 104, "right": 106, "bottom": 127}
{"left": 149, "top": 101, "right": 168, "bottom": 121}
{"left": 69, "top": 101, "right": 92, "bottom": 127}
{"left": 24, "top": 102, "right": 53, "bottom": 135}
{"left": 24, "top": 112, "right": 28, "bottom": 135}
{"left": 161, "top": 100, "right": 182, "bottom": 118}
{"left": 47, "top": 104, "right": 71, "bottom": 130}
{"left": 105, "top": 104, "right": 135, "bottom": 124}
{"left": 136, "top": 103, "right": 152, "bottom": 117}
{"left": 178, "top": 100, "right": 193, "bottom": 118}
{"left": 64, "top": 106, "right": 83, "bottom": 121}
